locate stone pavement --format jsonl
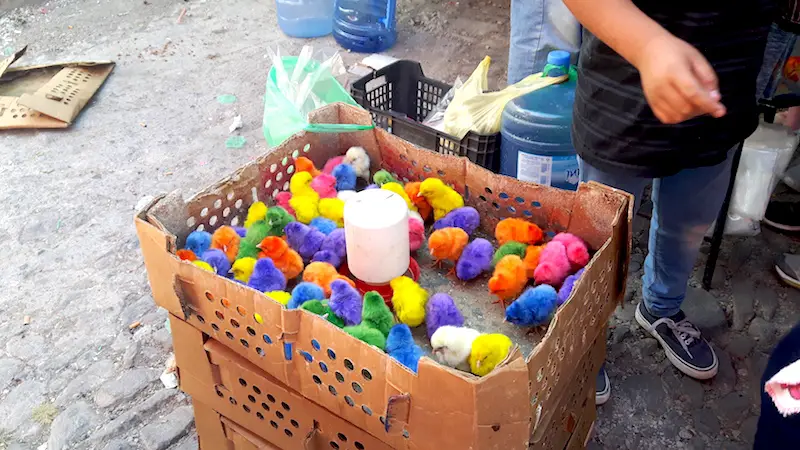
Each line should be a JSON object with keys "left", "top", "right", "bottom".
{"left": 0, "top": 1, "right": 798, "bottom": 449}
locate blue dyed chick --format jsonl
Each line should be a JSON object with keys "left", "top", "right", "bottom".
{"left": 386, "top": 324, "right": 424, "bottom": 373}
{"left": 331, "top": 163, "right": 357, "bottom": 191}
{"left": 455, "top": 238, "right": 494, "bottom": 281}
{"left": 505, "top": 285, "right": 558, "bottom": 328}
{"left": 247, "top": 258, "right": 287, "bottom": 293}
{"left": 201, "top": 249, "right": 232, "bottom": 277}
{"left": 309, "top": 217, "right": 338, "bottom": 235}
{"left": 285, "top": 222, "right": 326, "bottom": 261}
{"left": 287, "top": 282, "right": 326, "bottom": 309}
{"left": 433, "top": 207, "right": 481, "bottom": 236}
{"left": 185, "top": 231, "right": 212, "bottom": 256}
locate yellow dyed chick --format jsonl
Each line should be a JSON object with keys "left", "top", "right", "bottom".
{"left": 244, "top": 201, "right": 268, "bottom": 229}
{"left": 382, "top": 182, "right": 417, "bottom": 212}
{"left": 193, "top": 261, "right": 214, "bottom": 272}
{"left": 266, "top": 290, "right": 291, "bottom": 306}
{"left": 418, "top": 178, "right": 464, "bottom": 220}
{"left": 230, "top": 257, "right": 257, "bottom": 283}
{"left": 318, "top": 198, "right": 345, "bottom": 227}
{"left": 290, "top": 172, "right": 319, "bottom": 199}
{"left": 289, "top": 195, "right": 319, "bottom": 224}
{"left": 389, "top": 276, "right": 429, "bottom": 327}
{"left": 469, "top": 333, "right": 513, "bottom": 377}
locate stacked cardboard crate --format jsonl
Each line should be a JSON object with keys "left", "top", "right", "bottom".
{"left": 135, "top": 104, "right": 632, "bottom": 449}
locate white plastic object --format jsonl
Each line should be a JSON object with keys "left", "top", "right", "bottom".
{"left": 343, "top": 189, "right": 409, "bottom": 284}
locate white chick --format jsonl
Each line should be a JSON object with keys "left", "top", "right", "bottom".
{"left": 337, "top": 190, "right": 358, "bottom": 203}
{"left": 344, "top": 146, "right": 370, "bottom": 180}
{"left": 430, "top": 326, "right": 481, "bottom": 372}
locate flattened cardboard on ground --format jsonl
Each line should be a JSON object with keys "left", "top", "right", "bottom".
{"left": 0, "top": 46, "right": 114, "bottom": 129}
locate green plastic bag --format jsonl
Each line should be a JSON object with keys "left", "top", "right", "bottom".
{"left": 263, "top": 46, "right": 372, "bottom": 147}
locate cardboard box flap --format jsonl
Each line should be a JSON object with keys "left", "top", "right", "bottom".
{"left": 0, "top": 46, "right": 27, "bottom": 78}
{"left": 17, "top": 63, "right": 114, "bottom": 123}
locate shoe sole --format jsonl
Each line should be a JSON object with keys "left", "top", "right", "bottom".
{"left": 775, "top": 265, "right": 800, "bottom": 290}
{"left": 634, "top": 307, "right": 718, "bottom": 380}
{"left": 763, "top": 218, "right": 800, "bottom": 232}
{"left": 596, "top": 371, "right": 611, "bottom": 406}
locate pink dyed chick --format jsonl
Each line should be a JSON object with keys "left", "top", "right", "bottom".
{"left": 322, "top": 156, "right": 346, "bottom": 174}
{"left": 310, "top": 173, "right": 338, "bottom": 199}
{"left": 533, "top": 240, "right": 571, "bottom": 287}
{"left": 551, "top": 233, "right": 590, "bottom": 270}
{"left": 275, "top": 191, "right": 296, "bottom": 217}
{"left": 409, "top": 216, "right": 425, "bottom": 252}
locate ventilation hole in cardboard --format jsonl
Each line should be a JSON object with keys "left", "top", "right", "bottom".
{"left": 515, "top": 196, "right": 525, "bottom": 204}
{"left": 303, "top": 144, "right": 311, "bottom": 153}
{"left": 229, "top": 397, "right": 237, "bottom": 405}
{"left": 256, "top": 347, "right": 265, "bottom": 357}
{"left": 287, "top": 166, "right": 295, "bottom": 175}
{"left": 200, "top": 207, "right": 209, "bottom": 218}
{"left": 213, "top": 199, "right": 223, "bottom": 209}
{"left": 507, "top": 206, "right": 517, "bottom": 214}
{"left": 479, "top": 195, "right": 487, "bottom": 202}
{"left": 355, "top": 442, "right": 365, "bottom": 450}
{"left": 276, "top": 172, "right": 283, "bottom": 182}
{"left": 276, "top": 411, "right": 284, "bottom": 420}
{"left": 281, "top": 156, "right": 289, "bottom": 166}
{"left": 254, "top": 313, "right": 264, "bottom": 324}
{"left": 230, "top": 319, "right": 240, "bottom": 328}
{"left": 335, "top": 372, "right": 345, "bottom": 383}
{"left": 211, "top": 323, "right": 220, "bottom": 332}
{"left": 283, "top": 181, "right": 290, "bottom": 191}
{"left": 352, "top": 382, "right": 363, "bottom": 393}
{"left": 379, "top": 416, "right": 385, "bottom": 425}
{"left": 225, "top": 191, "right": 235, "bottom": 201}
{"left": 239, "top": 378, "right": 248, "bottom": 387}
{"left": 270, "top": 421, "right": 279, "bottom": 429}
{"left": 422, "top": 165, "right": 432, "bottom": 173}
{"left": 311, "top": 340, "right": 321, "bottom": 351}
{"left": 265, "top": 179, "right": 273, "bottom": 190}
{"left": 251, "top": 187, "right": 259, "bottom": 203}
{"left": 221, "top": 298, "right": 231, "bottom": 308}
{"left": 523, "top": 210, "right": 533, "bottom": 217}
{"left": 403, "top": 430, "right": 411, "bottom": 438}
{"left": 243, "top": 404, "right": 251, "bottom": 413}
{"left": 330, "top": 442, "right": 340, "bottom": 450}
{"left": 300, "top": 351, "right": 313, "bottom": 362}
{"left": 236, "top": 305, "right": 247, "bottom": 316}
{"left": 490, "top": 424, "right": 500, "bottom": 432}
{"left": 247, "top": 326, "right": 256, "bottom": 336}
{"left": 215, "top": 386, "right": 224, "bottom": 397}
{"left": 344, "top": 396, "right": 355, "bottom": 407}
{"left": 267, "top": 394, "right": 276, "bottom": 403}
{"left": 319, "top": 362, "right": 328, "bottom": 373}
{"left": 248, "top": 395, "right": 256, "bottom": 403}
{"left": 186, "top": 217, "right": 197, "bottom": 227}
{"left": 531, "top": 201, "right": 542, "bottom": 208}
{"left": 498, "top": 192, "right": 509, "bottom": 200}
{"left": 537, "top": 368, "right": 544, "bottom": 382}
{"left": 361, "top": 405, "right": 372, "bottom": 416}
{"left": 215, "top": 311, "right": 225, "bottom": 320}
{"left": 221, "top": 207, "right": 230, "bottom": 218}
{"left": 284, "top": 429, "right": 293, "bottom": 438}
{"left": 263, "top": 335, "right": 273, "bottom": 344}
{"left": 234, "top": 199, "right": 244, "bottom": 209}
{"left": 291, "top": 419, "right": 299, "bottom": 428}
{"left": 278, "top": 402, "right": 289, "bottom": 412}
{"left": 313, "top": 375, "right": 322, "bottom": 385}
{"left": 327, "top": 349, "right": 336, "bottom": 360}
{"left": 334, "top": 433, "right": 347, "bottom": 442}
{"left": 270, "top": 164, "right": 278, "bottom": 173}
{"left": 531, "top": 392, "right": 538, "bottom": 405}
{"left": 253, "top": 385, "right": 262, "bottom": 395}
{"left": 225, "top": 331, "right": 234, "bottom": 340}
{"left": 411, "top": 160, "right": 418, "bottom": 167}
{"left": 240, "top": 339, "right": 250, "bottom": 348}
{"left": 344, "top": 359, "right": 354, "bottom": 371}
{"left": 12, "top": 115, "right": 18, "bottom": 119}
{"left": 196, "top": 315, "right": 205, "bottom": 324}
{"left": 437, "top": 169, "right": 446, "bottom": 177}
{"left": 361, "top": 369, "right": 372, "bottom": 381}
{"left": 231, "top": 216, "right": 240, "bottom": 226}
{"left": 196, "top": 224, "right": 205, "bottom": 232}
{"left": 262, "top": 402, "right": 270, "bottom": 411}
{"left": 546, "top": 230, "right": 556, "bottom": 239}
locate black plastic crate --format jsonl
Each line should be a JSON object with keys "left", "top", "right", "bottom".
{"left": 351, "top": 60, "right": 500, "bottom": 171}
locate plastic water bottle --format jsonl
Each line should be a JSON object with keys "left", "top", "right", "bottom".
{"left": 332, "top": 0, "right": 397, "bottom": 53}
{"left": 276, "top": 0, "right": 335, "bottom": 38}
{"left": 499, "top": 50, "right": 580, "bottom": 190}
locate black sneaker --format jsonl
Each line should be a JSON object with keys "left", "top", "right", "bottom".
{"left": 634, "top": 302, "right": 718, "bottom": 380}
{"left": 596, "top": 364, "right": 610, "bottom": 405}
{"left": 775, "top": 253, "right": 800, "bottom": 290}
{"left": 764, "top": 201, "right": 800, "bottom": 232}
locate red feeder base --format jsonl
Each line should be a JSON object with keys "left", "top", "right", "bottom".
{"left": 339, "top": 258, "right": 421, "bottom": 309}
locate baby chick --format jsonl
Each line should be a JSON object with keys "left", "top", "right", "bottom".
{"left": 289, "top": 195, "right": 319, "bottom": 224}
{"left": 244, "top": 201, "right": 268, "bottom": 229}
{"left": 495, "top": 218, "right": 544, "bottom": 246}
{"left": 275, "top": 191, "right": 296, "bottom": 217}
{"left": 211, "top": 226, "right": 241, "bottom": 263}
{"left": 382, "top": 182, "right": 417, "bottom": 212}
{"left": 256, "top": 236, "right": 304, "bottom": 279}
{"left": 418, "top": 178, "right": 464, "bottom": 220}
{"left": 455, "top": 238, "right": 493, "bottom": 281}
{"left": 492, "top": 241, "right": 528, "bottom": 267}
{"left": 533, "top": 240, "right": 571, "bottom": 287}
{"left": 309, "top": 217, "right": 338, "bottom": 235}
{"left": 288, "top": 282, "right": 326, "bottom": 310}
{"left": 332, "top": 164, "right": 357, "bottom": 191}
{"left": 284, "top": 222, "right": 326, "bottom": 261}
{"left": 430, "top": 325, "right": 481, "bottom": 371}
{"left": 390, "top": 276, "right": 429, "bottom": 327}
{"left": 185, "top": 230, "right": 212, "bottom": 257}
{"left": 426, "top": 293, "right": 465, "bottom": 339}
{"left": 247, "top": 258, "right": 287, "bottom": 293}
{"left": 193, "top": 260, "right": 215, "bottom": 272}
{"left": 230, "top": 257, "right": 257, "bottom": 283}
{"left": 344, "top": 324, "right": 386, "bottom": 350}
{"left": 329, "top": 279, "right": 362, "bottom": 326}
{"left": 302, "top": 262, "right": 356, "bottom": 297}
{"left": 265, "top": 207, "right": 294, "bottom": 237}
{"left": 295, "top": 156, "right": 321, "bottom": 177}
{"left": 237, "top": 220, "right": 271, "bottom": 260}
{"left": 428, "top": 227, "right": 469, "bottom": 271}
{"left": 386, "top": 324, "right": 424, "bottom": 373}
{"left": 310, "top": 173, "right": 338, "bottom": 199}
{"left": 469, "top": 334, "right": 513, "bottom": 377}
{"left": 176, "top": 249, "right": 197, "bottom": 261}
{"left": 289, "top": 171, "right": 319, "bottom": 198}
{"left": 404, "top": 182, "right": 433, "bottom": 221}
{"left": 505, "top": 285, "right": 558, "bottom": 329}
{"left": 362, "top": 291, "right": 394, "bottom": 337}
{"left": 318, "top": 198, "right": 345, "bottom": 227}
{"left": 373, "top": 169, "right": 398, "bottom": 186}
{"left": 322, "top": 156, "right": 345, "bottom": 174}
{"left": 557, "top": 268, "right": 584, "bottom": 307}
{"left": 523, "top": 244, "right": 545, "bottom": 278}
{"left": 408, "top": 216, "right": 425, "bottom": 252}
{"left": 433, "top": 207, "right": 480, "bottom": 236}
{"left": 300, "top": 300, "right": 345, "bottom": 328}
{"left": 488, "top": 255, "right": 528, "bottom": 308}
{"left": 201, "top": 249, "right": 232, "bottom": 277}
{"left": 343, "top": 146, "right": 371, "bottom": 180}
{"left": 551, "top": 232, "right": 590, "bottom": 270}
{"left": 266, "top": 290, "right": 291, "bottom": 306}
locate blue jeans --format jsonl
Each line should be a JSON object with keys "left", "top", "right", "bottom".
{"left": 508, "top": 0, "right": 582, "bottom": 84}
{"left": 579, "top": 149, "right": 735, "bottom": 318}
{"left": 756, "top": 23, "right": 797, "bottom": 100}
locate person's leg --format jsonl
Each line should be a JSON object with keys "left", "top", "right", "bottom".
{"left": 634, "top": 147, "right": 737, "bottom": 379}
{"left": 756, "top": 23, "right": 796, "bottom": 100}
{"left": 754, "top": 322, "right": 800, "bottom": 449}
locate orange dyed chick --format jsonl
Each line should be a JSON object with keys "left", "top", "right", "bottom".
{"left": 495, "top": 218, "right": 544, "bottom": 246}
{"left": 295, "top": 156, "right": 321, "bottom": 177}
{"left": 523, "top": 245, "right": 545, "bottom": 278}
{"left": 488, "top": 255, "right": 528, "bottom": 308}
{"left": 404, "top": 182, "right": 432, "bottom": 221}
{"left": 257, "top": 236, "right": 304, "bottom": 279}
{"left": 211, "top": 226, "right": 240, "bottom": 263}
{"left": 428, "top": 227, "right": 469, "bottom": 271}
{"left": 302, "top": 262, "right": 356, "bottom": 297}
{"left": 176, "top": 249, "right": 197, "bottom": 261}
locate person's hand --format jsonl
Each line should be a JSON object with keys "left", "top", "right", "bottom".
{"left": 634, "top": 35, "right": 726, "bottom": 124}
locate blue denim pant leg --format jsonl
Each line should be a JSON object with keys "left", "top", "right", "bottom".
{"left": 756, "top": 23, "right": 797, "bottom": 100}
{"left": 508, "top": 0, "right": 582, "bottom": 84}
{"left": 580, "top": 149, "right": 735, "bottom": 317}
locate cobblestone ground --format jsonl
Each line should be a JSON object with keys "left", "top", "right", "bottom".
{"left": 0, "top": 1, "right": 798, "bottom": 449}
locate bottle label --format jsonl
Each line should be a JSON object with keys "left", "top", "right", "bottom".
{"left": 517, "top": 152, "right": 580, "bottom": 190}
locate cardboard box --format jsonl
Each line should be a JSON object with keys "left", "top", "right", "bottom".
{"left": 194, "top": 398, "right": 280, "bottom": 449}
{"left": 135, "top": 103, "right": 632, "bottom": 449}
{"left": 0, "top": 46, "right": 114, "bottom": 129}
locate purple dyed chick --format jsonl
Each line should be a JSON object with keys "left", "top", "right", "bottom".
{"left": 331, "top": 163, "right": 357, "bottom": 191}
{"left": 433, "top": 207, "right": 480, "bottom": 235}
{"left": 309, "top": 217, "right": 338, "bottom": 235}
{"left": 233, "top": 226, "right": 248, "bottom": 238}
{"left": 284, "top": 222, "right": 325, "bottom": 261}
{"left": 320, "top": 229, "right": 346, "bottom": 260}
{"left": 288, "top": 282, "right": 326, "bottom": 309}
{"left": 505, "top": 285, "right": 558, "bottom": 327}
{"left": 364, "top": 184, "right": 379, "bottom": 190}
{"left": 312, "top": 250, "right": 342, "bottom": 268}
{"left": 185, "top": 231, "right": 212, "bottom": 256}
{"left": 328, "top": 279, "right": 362, "bottom": 326}
{"left": 386, "top": 324, "right": 424, "bottom": 373}
{"left": 247, "top": 258, "right": 287, "bottom": 293}
{"left": 201, "top": 249, "right": 232, "bottom": 277}
{"left": 455, "top": 238, "right": 493, "bottom": 281}
{"left": 425, "top": 293, "right": 465, "bottom": 339}
{"left": 557, "top": 268, "right": 584, "bottom": 306}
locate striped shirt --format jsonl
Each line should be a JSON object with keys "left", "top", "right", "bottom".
{"left": 573, "top": 2, "right": 774, "bottom": 178}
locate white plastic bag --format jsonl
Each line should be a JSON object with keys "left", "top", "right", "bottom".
{"left": 422, "top": 77, "right": 463, "bottom": 132}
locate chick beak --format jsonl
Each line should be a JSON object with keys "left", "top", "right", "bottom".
{"left": 475, "top": 360, "right": 482, "bottom": 369}
{"left": 502, "top": 318, "right": 508, "bottom": 324}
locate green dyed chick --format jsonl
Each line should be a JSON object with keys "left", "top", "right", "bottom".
{"left": 362, "top": 291, "right": 394, "bottom": 337}
{"left": 492, "top": 241, "right": 528, "bottom": 267}
{"left": 237, "top": 220, "right": 271, "bottom": 259}
{"left": 300, "top": 300, "right": 345, "bottom": 328}
{"left": 266, "top": 207, "right": 294, "bottom": 237}
{"left": 373, "top": 169, "right": 398, "bottom": 187}
{"left": 344, "top": 324, "right": 387, "bottom": 350}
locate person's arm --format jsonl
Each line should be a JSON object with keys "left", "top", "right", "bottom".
{"left": 563, "top": 0, "right": 726, "bottom": 124}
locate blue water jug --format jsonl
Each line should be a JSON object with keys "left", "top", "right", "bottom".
{"left": 499, "top": 50, "right": 580, "bottom": 190}
{"left": 276, "top": 0, "right": 335, "bottom": 38}
{"left": 332, "top": 0, "right": 397, "bottom": 53}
